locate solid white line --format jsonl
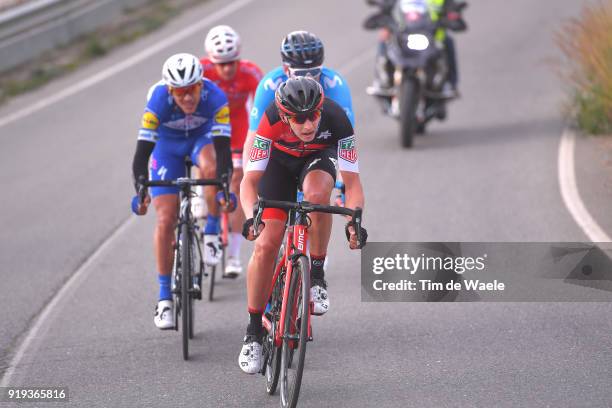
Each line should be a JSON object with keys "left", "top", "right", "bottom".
{"left": 0, "top": 217, "right": 136, "bottom": 387}
{"left": 0, "top": 0, "right": 255, "bottom": 130}
{"left": 558, "top": 128, "right": 612, "bottom": 242}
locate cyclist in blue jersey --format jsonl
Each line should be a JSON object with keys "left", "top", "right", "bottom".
{"left": 248, "top": 31, "right": 355, "bottom": 131}
{"left": 243, "top": 31, "right": 355, "bottom": 321}
{"left": 131, "top": 53, "right": 233, "bottom": 329}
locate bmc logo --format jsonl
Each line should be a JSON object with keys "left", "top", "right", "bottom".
{"left": 297, "top": 228, "right": 305, "bottom": 251}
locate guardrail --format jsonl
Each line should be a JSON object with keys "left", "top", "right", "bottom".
{"left": 0, "top": 0, "right": 149, "bottom": 72}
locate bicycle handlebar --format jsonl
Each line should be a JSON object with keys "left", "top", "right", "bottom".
{"left": 252, "top": 199, "right": 364, "bottom": 244}
{"left": 136, "top": 175, "right": 229, "bottom": 207}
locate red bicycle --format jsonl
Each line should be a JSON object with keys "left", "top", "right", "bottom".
{"left": 251, "top": 199, "right": 363, "bottom": 408}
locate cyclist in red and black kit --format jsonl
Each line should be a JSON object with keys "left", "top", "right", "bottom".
{"left": 237, "top": 76, "right": 367, "bottom": 374}
{"left": 192, "top": 25, "right": 263, "bottom": 276}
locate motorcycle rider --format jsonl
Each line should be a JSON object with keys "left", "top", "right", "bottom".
{"left": 366, "top": 0, "right": 467, "bottom": 99}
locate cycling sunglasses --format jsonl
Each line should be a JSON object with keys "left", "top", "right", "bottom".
{"left": 170, "top": 82, "right": 202, "bottom": 97}
{"left": 284, "top": 109, "right": 321, "bottom": 124}
{"left": 287, "top": 66, "right": 322, "bottom": 78}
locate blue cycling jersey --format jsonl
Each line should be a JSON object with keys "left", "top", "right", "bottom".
{"left": 248, "top": 66, "right": 355, "bottom": 131}
{"left": 137, "top": 78, "right": 230, "bottom": 197}
{"left": 138, "top": 78, "right": 231, "bottom": 142}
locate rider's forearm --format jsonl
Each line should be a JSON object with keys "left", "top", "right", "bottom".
{"left": 240, "top": 172, "right": 260, "bottom": 219}
{"left": 132, "top": 140, "right": 155, "bottom": 192}
{"left": 342, "top": 172, "right": 365, "bottom": 212}
{"left": 213, "top": 136, "right": 233, "bottom": 183}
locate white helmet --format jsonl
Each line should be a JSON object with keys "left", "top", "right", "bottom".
{"left": 162, "top": 53, "right": 203, "bottom": 88}
{"left": 205, "top": 25, "right": 241, "bottom": 63}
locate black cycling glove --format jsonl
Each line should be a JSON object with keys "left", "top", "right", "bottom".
{"left": 345, "top": 222, "right": 368, "bottom": 249}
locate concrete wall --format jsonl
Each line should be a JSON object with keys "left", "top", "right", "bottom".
{"left": 0, "top": 0, "right": 150, "bottom": 71}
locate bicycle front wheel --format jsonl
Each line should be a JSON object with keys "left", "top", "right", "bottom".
{"left": 265, "top": 245, "right": 285, "bottom": 395}
{"left": 279, "top": 255, "right": 310, "bottom": 408}
{"left": 181, "top": 222, "right": 192, "bottom": 360}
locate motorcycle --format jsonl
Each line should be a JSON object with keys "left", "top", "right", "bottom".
{"left": 364, "top": 0, "right": 466, "bottom": 148}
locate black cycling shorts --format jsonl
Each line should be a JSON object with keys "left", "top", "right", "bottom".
{"left": 258, "top": 148, "right": 337, "bottom": 219}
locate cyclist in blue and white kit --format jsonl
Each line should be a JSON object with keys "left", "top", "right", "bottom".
{"left": 244, "top": 31, "right": 355, "bottom": 319}
{"left": 131, "top": 53, "right": 233, "bottom": 329}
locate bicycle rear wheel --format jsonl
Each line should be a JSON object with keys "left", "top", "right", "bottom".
{"left": 279, "top": 255, "right": 310, "bottom": 408}
{"left": 181, "top": 222, "right": 192, "bottom": 360}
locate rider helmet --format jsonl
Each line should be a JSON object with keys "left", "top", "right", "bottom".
{"left": 162, "top": 53, "right": 203, "bottom": 88}
{"left": 275, "top": 76, "right": 324, "bottom": 115}
{"left": 280, "top": 31, "right": 324, "bottom": 68}
{"left": 205, "top": 25, "right": 241, "bottom": 63}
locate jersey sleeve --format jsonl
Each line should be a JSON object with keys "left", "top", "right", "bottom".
{"left": 248, "top": 69, "right": 284, "bottom": 131}
{"left": 321, "top": 70, "right": 355, "bottom": 127}
{"left": 245, "top": 108, "right": 277, "bottom": 172}
{"left": 207, "top": 82, "right": 232, "bottom": 139}
{"left": 138, "top": 83, "right": 165, "bottom": 142}
{"left": 329, "top": 101, "right": 359, "bottom": 173}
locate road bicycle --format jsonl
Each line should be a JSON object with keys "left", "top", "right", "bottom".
{"left": 138, "top": 173, "right": 228, "bottom": 360}
{"left": 251, "top": 199, "right": 363, "bottom": 408}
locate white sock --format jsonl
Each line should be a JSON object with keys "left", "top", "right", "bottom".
{"left": 228, "top": 232, "right": 243, "bottom": 259}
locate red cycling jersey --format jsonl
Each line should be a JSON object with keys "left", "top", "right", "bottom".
{"left": 201, "top": 58, "right": 263, "bottom": 152}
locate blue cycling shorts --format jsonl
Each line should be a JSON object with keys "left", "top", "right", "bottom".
{"left": 149, "top": 134, "right": 213, "bottom": 197}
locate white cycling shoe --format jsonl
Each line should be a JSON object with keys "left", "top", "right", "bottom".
{"left": 204, "top": 234, "right": 222, "bottom": 266}
{"left": 224, "top": 257, "right": 243, "bottom": 278}
{"left": 154, "top": 300, "right": 174, "bottom": 330}
{"left": 310, "top": 279, "right": 329, "bottom": 316}
{"left": 238, "top": 335, "right": 263, "bottom": 374}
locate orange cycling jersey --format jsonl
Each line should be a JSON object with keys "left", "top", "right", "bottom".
{"left": 201, "top": 58, "right": 263, "bottom": 151}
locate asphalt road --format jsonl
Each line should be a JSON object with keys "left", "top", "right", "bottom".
{"left": 1, "top": 0, "right": 612, "bottom": 407}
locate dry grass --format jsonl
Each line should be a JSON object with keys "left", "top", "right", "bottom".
{"left": 556, "top": 0, "right": 612, "bottom": 135}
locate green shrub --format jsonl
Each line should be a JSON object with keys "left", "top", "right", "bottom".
{"left": 556, "top": 1, "right": 612, "bottom": 135}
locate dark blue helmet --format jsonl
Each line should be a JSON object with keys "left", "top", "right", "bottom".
{"left": 280, "top": 31, "right": 324, "bottom": 69}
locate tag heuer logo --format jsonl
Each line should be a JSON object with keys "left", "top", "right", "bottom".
{"left": 250, "top": 137, "right": 271, "bottom": 161}
{"left": 339, "top": 137, "right": 357, "bottom": 163}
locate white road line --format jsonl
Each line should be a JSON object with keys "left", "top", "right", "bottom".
{"left": 0, "top": 41, "right": 375, "bottom": 385}
{"left": 0, "top": 217, "right": 135, "bottom": 387}
{"left": 0, "top": 0, "right": 254, "bottom": 130}
{"left": 558, "top": 128, "right": 612, "bottom": 242}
